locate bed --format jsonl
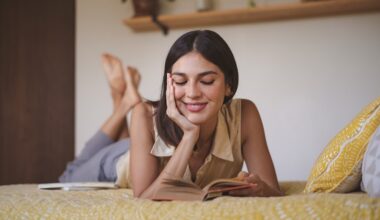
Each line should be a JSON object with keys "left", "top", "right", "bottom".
{"left": 2, "top": 97, "right": 379, "bottom": 219}
{"left": 1, "top": 181, "right": 379, "bottom": 219}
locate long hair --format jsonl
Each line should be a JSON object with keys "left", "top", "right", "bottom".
{"left": 154, "top": 30, "right": 239, "bottom": 147}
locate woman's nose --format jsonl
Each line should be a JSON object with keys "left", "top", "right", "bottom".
{"left": 186, "top": 83, "right": 201, "bottom": 98}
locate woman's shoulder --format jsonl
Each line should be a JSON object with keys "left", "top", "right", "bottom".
{"left": 132, "top": 101, "right": 155, "bottom": 135}
{"left": 240, "top": 98, "right": 258, "bottom": 111}
{"left": 133, "top": 101, "right": 155, "bottom": 116}
{"left": 222, "top": 98, "right": 258, "bottom": 118}
{"left": 237, "top": 98, "right": 263, "bottom": 138}
{"left": 229, "top": 98, "right": 257, "bottom": 112}
{"left": 233, "top": 98, "right": 261, "bottom": 125}
{"left": 222, "top": 98, "right": 259, "bottom": 125}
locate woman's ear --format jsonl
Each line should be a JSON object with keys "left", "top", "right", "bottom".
{"left": 225, "top": 85, "right": 232, "bottom": 97}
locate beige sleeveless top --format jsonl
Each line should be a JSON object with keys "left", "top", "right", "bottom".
{"left": 115, "top": 99, "right": 243, "bottom": 189}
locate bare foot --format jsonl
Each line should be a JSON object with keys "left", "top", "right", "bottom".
{"left": 101, "top": 53, "right": 126, "bottom": 95}
{"left": 121, "top": 66, "right": 142, "bottom": 109}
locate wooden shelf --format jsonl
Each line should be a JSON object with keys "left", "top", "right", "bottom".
{"left": 124, "top": 0, "right": 380, "bottom": 32}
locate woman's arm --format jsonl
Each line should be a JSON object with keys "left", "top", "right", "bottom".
{"left": 130, "top": 74, "right": 199, "bottom": 198}
{"left": 231, "top": 99, "right": 283, "bottom": 197}
{"left": 130, "top": 106, "right": 197, "bottom": 198}
{"left": 129, "top": 102, "right": 159, "bottom": 197}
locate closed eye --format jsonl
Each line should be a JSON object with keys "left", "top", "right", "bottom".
{"left": 201, "top": 80, "right": 214, "bottom": 85}
{"left": 174, "top": 80, "right": 187, "bottom": 86}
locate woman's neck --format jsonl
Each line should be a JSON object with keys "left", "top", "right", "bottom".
{"left": 196, "top": 115, "right": 218, "bottom": 151}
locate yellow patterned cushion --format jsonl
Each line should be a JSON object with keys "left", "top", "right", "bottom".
{"left": 305, "top": 96, "right": 380, "bottom": 193}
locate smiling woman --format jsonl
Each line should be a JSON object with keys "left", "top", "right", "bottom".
{"left": 122, "top": 30, "right": 283, "bottom": 199}
{"left": 59, "top": 30, "right": 282, "bottom": 200}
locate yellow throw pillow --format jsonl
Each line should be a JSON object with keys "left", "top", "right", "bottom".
{"left": 304, "top": 96, "right": 380, "bottom": 193}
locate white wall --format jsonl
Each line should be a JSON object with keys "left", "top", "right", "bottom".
{"left": 76, "top": 0, "right": 380, "bottom": 181}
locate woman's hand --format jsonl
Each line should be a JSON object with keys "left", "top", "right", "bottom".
{"left": 166, "top": 73, "right": 199, "bottom": 137}
{"left": 229, "top": 171, "right": 283, "bottom": 197}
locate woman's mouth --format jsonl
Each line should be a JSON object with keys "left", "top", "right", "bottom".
{"left": 184, "top": 102, "right": 207, "bottom": 112}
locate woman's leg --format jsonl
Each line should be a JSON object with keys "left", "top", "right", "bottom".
{"left": 117, "top": 66, "right": 141, "bottom": 140}
{"left": 59, "top": 54, "right": 141, "bottom": 182}
{"left": 100, "top": 54, "right": 141, "bottom": 141}
{"left": 59, "top": 130, "right": 114, "bottom": 182}
{"left": 59, "top": 139, "right": 130, "bottom": 182}
{"left": 100, "top": 53, "right": 128, "bottom": 140}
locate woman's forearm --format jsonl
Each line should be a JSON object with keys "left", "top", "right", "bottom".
{"left": 138, "top": 131, "right": 198, "bottom": 199}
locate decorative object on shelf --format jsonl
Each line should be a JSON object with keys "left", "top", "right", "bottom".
{"left": 301, "top": 0, "right": 333, "bottom": 2}
{"left": 122, "top": 0, "right": 170, "bottom": 35}
{"left": 195, "top": 0, "right": 213, "bottom": 12}
{"left": 247, "top": 0, "right": 256, "bottom": 7}
{"left": 131, "top": 0, "right": 158, "bottom": 17}
{"left": 124, "top": 0, "right": 380, "bottom": 33}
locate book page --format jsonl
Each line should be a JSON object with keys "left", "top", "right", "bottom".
{"left": 152, "top": 177, "right": 252, "bottom": 201}
{"left": 203, "top": 177, "right": 250, "bottom": 192}
{"left": 38, "top": 182, "right": 118, "bottom": 191}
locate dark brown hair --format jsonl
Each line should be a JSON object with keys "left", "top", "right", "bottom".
{"left": 154, "top": 30, "right": 239, "bottom": 147}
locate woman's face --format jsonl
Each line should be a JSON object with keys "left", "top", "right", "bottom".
{"left": 170, "top": 51, "right": 230, "bottom": 125}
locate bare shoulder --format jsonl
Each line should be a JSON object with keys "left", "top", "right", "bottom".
{"left": 131, "top": 101, "right": 155, "bottom": 137}
{"left": 239, "top": 99, "right": 263, "bottom": 142}
{"left": 133, "top": 101, "right": 154, "bottom": 116}
{"left": 240, "top": 99, "right": 260, "bottom": 119}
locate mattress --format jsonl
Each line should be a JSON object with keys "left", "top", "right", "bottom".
{"left": 0, "top": 181, "right": 379, "bottom": 219}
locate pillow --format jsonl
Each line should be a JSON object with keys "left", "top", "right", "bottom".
{"left": 361, "top": 126, "right": 380, "bottom": 197}
{"left": 304, "top": 96, "right": 380, "bottom": 193}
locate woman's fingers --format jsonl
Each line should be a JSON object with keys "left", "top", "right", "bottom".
{"left": 236, "top": 171, "right": 249, "bottom": 181}
{"left": 166, "top": 73, "right": 177, "bottom": 118}
{"left": 229, "top": 172, "right": 267, "bottom": 197}
{"left": 166, "top": 73, "right": 180, "bottom": 121}
{"left": 165, "top": 73, "right": 198, "bottom": 133}
{"left": 245, "top": 173, "right": 261, "bottom": 183}
{"left": 228, "top": 183, "right": 259, "bottom": 197}
{"left": 237, "top": 172, "right": 260, "bottom": 183}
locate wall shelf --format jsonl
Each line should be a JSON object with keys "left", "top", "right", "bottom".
{"left": 124, "top": 0, "right": 380, "bottom": 32}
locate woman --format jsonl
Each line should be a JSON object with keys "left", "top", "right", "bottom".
{"left": 121, "top": 30, "right": 283, "bottom": 198}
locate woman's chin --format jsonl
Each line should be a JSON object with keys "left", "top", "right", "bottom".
{"left": 179, "top": 107, "right": 213, "bottom": 125}
{"left": 185, "top": 114, "right": 208, "bottom": 125}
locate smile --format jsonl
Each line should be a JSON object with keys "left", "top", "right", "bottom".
{"left": 184, "top": 102, "right": 207, "bottom": 112}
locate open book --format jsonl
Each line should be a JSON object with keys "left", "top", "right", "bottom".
{"left": 38, "top": 182, "right": 118, "bottom": 191}
{"left": 152, "top": 177, "right": 252, "bottom": 201}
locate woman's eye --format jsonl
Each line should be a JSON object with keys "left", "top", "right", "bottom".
{"left": 174, "top": 81, "right": 186, "bottom": 85}
{"left": 201, "top": 80, "right": 214, "bottom": 85}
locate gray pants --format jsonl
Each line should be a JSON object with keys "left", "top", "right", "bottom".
{"left": 59, "top": 130, "right": 129, "bottom": 182}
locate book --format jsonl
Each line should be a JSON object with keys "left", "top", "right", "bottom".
{"left": 152, "top": 177, "right": 253, "bottom": 201}
{"left": 38, "top": 182, "right": 118, "bottom": 191}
